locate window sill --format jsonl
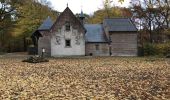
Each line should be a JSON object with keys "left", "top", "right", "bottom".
{"left": 65, "top": 46, "right": 72, "bottom": 48}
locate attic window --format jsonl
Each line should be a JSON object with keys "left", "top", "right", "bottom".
{"left": 65, "top": 21, "right": 70, "bottom": 31}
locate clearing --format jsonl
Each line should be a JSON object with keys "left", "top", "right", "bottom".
{"left": 0, "top": 55, "right": 169, "bottom": 99}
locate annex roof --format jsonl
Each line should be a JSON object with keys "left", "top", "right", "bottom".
{"left": 103, "top": 18, "right": 137, "bottom": 32}
{"left": 85, "top": 24, "right": 108, "bottom": 43}
{"left": 38, "top": 16, "right": 53, "bottom": 31}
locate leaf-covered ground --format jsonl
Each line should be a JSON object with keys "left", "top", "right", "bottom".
{"left": 0, "top": 56, "right": 169, "bottom": 100}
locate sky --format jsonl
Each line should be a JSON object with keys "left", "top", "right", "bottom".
{"left": 49, "top": 0, "right": 131, "bottom": 14}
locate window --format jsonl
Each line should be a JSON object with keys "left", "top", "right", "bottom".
{"left": 65, "top": 39, "right": 71, "bottom": 47}
{"left": 95, "top": 44, "right": 99, "bottom": 50}
{"left": 65, "top": 21, "right": 70, "bottom": 31}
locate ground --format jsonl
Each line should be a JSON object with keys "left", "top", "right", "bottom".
{"left": 0, "top": 54, "right": 169, "bottom": 100}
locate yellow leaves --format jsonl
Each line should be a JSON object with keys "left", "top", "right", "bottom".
{"left": 0, "top": 56, "right": 169, "bottom": 99}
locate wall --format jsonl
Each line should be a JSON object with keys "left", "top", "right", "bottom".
{"left": 51, "top": 26, "right": 85, "bottom": 56}
{"left": 85, "top": 43, "right": 109, "bottom": 56}
{"left": 110, "top": 32, "right": 138, "bottom": 56}
{"left": 38, "top": 31, "right": 51, "bottom": 56}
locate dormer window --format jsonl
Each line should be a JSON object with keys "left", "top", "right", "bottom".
{"left": 65, "top": 21, "right": 70, "bottom": 31}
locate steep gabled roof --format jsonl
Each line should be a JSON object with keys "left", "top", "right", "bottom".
{"left": 50, "top": 7, "right": 86, "bottom": 33}
{"left": 38, "top": 16, "right": 53, "bottom": 31}
{"left": 103, "top": 18, "right": 137, "bottom": 32}
{"left": 85, "top": 24, "right": 108, "bottom": 43}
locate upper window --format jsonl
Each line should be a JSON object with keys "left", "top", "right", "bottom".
{"left": 65, "top": 21, "right": 70, "bottom": 31}
{"left": 65, "top": 39, "right": 71, "bottom": 47}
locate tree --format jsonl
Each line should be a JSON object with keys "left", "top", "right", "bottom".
{"left": 87, "top": 0, "right": 131, "bottom": 24}
{"left": 13, "top": 0, "right": 58, "bottom": 51}
{"left": 0, "top": 0, "right": 58, "bottom": 52}
{"left": 103, "top": 0, "right": 112, "bottom": 18}
{"left": 130, "top": 0, "right": 170, "bottom": 43}
{"left": 87, "top": 7, "right": 132, "bottom": 24}
{"left": 0, "top": 0, "right": 21, "bottom": 50}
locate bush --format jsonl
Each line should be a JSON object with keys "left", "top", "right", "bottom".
{"left": 143, "top": 42, "right": 170, "bottom": 56}
{"left": 22, "top": 56, "right": 49, "bottom": 63}
{"left": 143, "top": 43, "right": 156, "bottom": 56}
{"left": 155, "top": 43, "right": 170, "bottom": 56}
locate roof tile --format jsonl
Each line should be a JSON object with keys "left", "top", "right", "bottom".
{"left": 38, "top": 16, "right": 53, "bottom": 30}
{"left": 103, "top": 18, "right": 137, "bottom": 32}
{"left": 85, "top": 24, "right": 108, "bottom": 43}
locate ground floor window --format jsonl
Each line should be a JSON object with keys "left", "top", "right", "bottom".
{"left": 65, "top": 39, "right": 71, "bottom": 47}
{"left": 95, "top": 44, "right": 99, "bottom": 50}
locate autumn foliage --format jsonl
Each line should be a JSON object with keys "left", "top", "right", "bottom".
{"left": 0, "top": 56, "right": 169, "bottom": 99}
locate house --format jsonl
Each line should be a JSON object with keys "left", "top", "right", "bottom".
{"left": 32, "top": 7, "right": 138, "bottom": 56}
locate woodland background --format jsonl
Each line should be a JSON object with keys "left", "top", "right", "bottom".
{"left": 0, "top": 0, "right": 170, "bottom": 56}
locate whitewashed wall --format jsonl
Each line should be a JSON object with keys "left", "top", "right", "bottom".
{"left": 51, "top": 26, "right": 85, "bottom": 56}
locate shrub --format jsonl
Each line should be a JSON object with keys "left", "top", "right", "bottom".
{"left": 22, "top": 56, "right": 49, "bottom": 63}
{"left": 143, "top": 42, "right": 170, "bottom": 56}
{"left": 143, "top": 43, "right": 156, "bottom": 56}
{"left": 155, "top": 43, "right": 170, "bottom": 56}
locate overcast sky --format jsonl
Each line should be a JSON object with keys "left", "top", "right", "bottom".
{"left": 49, "top": 0, "right": 131, "bottom": 14}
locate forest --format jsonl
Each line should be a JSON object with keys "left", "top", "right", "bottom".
{"left": 0, "top": 0, "right": 170, "bottom": 56}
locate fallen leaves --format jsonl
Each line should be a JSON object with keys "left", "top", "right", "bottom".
{"left": 0, "top": 57, "right": 169, "bottom": 99}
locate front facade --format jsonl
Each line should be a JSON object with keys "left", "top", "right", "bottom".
{"left": 50, "top": 7, "right": 85, "bottom": 56}
{"left": 32, "top": 7, "right": 138, "bottom": 57}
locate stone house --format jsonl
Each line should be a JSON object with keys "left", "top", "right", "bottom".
{"left": 32, "top": 7, "right": 138, "bottom": 56}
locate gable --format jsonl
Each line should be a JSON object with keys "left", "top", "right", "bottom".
{"left": 50, "top": 7, "right": 86, "bottom": 33}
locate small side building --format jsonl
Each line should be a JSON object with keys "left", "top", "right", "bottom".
{"left": 85, "top": 24, "right": 110, "bottom": 56}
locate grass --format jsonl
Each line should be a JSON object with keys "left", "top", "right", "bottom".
{"left": 0, "top": 56, "right": 169, "bottom": 99}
